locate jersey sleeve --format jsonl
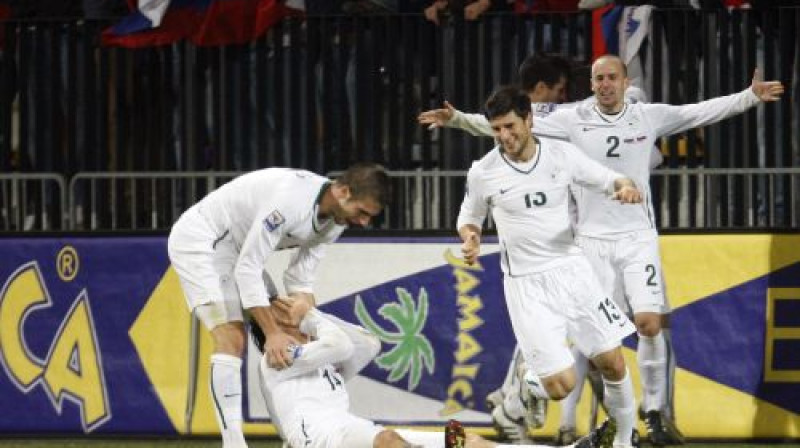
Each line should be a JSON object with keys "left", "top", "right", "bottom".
{"left": 456, "top": 164, "right": 489, "bottom": 231}
{"left": 448, "top": 110, "right": 494, "bottom": 137}
{"left": 649, "top": 145, "right": 664, "bottom": 169}
{"left": 562, "top": 143, "right": 623, "bottom": 194}
{"left": 283, "top": 244, "right": 326, "bottom": 294}
{"left": 266, "top": 309, "right": 355, "bottom": 382}
{"left": 531, "top": 110, "right": 571, "bottom": 139}
{"left": 645, "top": 88, "right": 760, "bottom": 137}
{"left": 321, "top": 312, "right": 381, "bottom": 382}
{"left": 234, "top": 214, "right": 285, "bottom": 309}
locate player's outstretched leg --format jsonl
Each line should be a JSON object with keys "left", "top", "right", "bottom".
{"left": 487, "top": 346, "right": 524, "bottom": 411}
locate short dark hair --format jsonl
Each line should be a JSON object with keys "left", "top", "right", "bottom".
{"left": 484, "top": 85, "right": 532, "bottom": 121}
{"left": 517, "top": 54, "right": 571, "bottom": 92}
{"left": 337, "top": 162, "right": 391, "bottom": 207}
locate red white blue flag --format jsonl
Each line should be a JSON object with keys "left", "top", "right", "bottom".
{"left": 102, "top": 0, "right": 303, "bottom": 47}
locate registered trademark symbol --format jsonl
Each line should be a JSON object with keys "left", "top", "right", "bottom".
{"left": 57, "top": 246, "right": 79, "bottom": 282}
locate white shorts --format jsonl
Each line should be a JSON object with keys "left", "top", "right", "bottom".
{"left": 576, "top": 230, "right": 671, "bottom": 316}
{"left": 284, "top": 412, "right": 383, "bottom": 448}
{"left": 167, "top": 207, "right": 277, "bottom": 329}
{"left": 504, "top": 257, "right": 636, "bottom": 378}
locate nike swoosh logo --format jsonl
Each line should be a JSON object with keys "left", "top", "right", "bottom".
{"left": 500, "top": 188, "right": 511, "bottom": 194}
{"left": 223, "top": 393, "right": 241, "bottom": 398}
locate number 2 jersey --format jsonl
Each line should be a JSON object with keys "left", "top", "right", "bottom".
{"left": 530, "top": 88, "right": 760, "bottom": 237}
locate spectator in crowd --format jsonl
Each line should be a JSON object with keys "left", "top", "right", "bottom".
{"left": 424, "top": 0, "right": 510, "bottom": 25}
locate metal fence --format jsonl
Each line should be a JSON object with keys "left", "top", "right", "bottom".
{"left": 68, "top": 171, "right": 240, "bottom": 231}
{"left": 4, "top": 169, "right": 796, "bottom": 232}
{"left": 0, "top": 173, "right": 67, "bottom": 231}
{"left": 0, "top": 8, "right": 798, "bottom": 232}
{"left": 0, "top": 8, "right": 797, "bottom": 176}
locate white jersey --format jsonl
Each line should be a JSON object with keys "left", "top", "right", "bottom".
{"left": 261, "top": 311, "right": 350, "bottom": 440}
{"left": 532, "top": 88, "right": 760, "bottom": 237}
{"left": 186, "top": 168, "right": 345, "bottom": 308}
{"left": 259, "top": 310, "right": 381, "bottom": 447}
{"left": 457, "top": 138, "right": 623, "bottom": 276}
{"left": 448, "top": 86, "right": 648, "bottom": 137}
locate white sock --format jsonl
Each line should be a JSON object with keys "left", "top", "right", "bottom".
{"left": 638, "top": 332, "right": 667, "bottom": 412}
{"left": 559, "top": 347, "right": 588, "bottom": 429}
{"left": 602, "top": 368, "right": 635, "bottom": 447}
{"left": 498, "top": 348, "right": 527, "bottom": 420}
{"left": 663, "top": 328, "right": 677, "bottom": 420}
{"left": 501, "top": 347, "right": 525, "bottom": 397}
{"left": 210, "top": 354, "right": 248, "bottom": 448}
{"left": 393, "top": 429, "right": 442, "bottom": 446}
{"left": 502, "top": 385, "right": 528, "bottom": 421}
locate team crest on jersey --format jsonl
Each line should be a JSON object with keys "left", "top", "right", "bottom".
{"left": 263, "top": 210, "right": 286, "bottom": 232}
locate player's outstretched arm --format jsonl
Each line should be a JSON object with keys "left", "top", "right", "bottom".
{"left": 750, "top": 68, "right": 784, "bottom": 102}
{"left": 649, "top": 67, "right": 784, "bottom": 138}
{"left": 418, "top": 101, "right": 495, "bottom": 137}
{"left": 418, "top": 101, "right": 456, "bottom": 129}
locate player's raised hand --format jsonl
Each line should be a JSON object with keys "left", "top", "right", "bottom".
{"left": 461, "top": 232, "right": 481, "bottom": 265}
{"left": 750, "top": 68, "right": 784, "bottom": 102}
{"left": 418, "top": 101, "right": 457, "bottom": 130}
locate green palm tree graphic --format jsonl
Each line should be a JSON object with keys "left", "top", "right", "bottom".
{"left": 354, "top": 287, "right": 435, "bottom": 391}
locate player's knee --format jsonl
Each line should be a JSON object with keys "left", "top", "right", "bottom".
{"left": 634, "top": 312, "right": 662, "bottom": 337}
{"left": 543, "top": 371, "right": 576, "bottom": 400}
{"left": 211, "top": 322, "right": 246, "bottom": 356}
{"left": 592, "top": 348, "right": 626, "bottom": 381}
{"left": 373, "top": 429, "right": 405, "bottom": 448}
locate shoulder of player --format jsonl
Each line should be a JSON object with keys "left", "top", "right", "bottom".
{"left": 470, "top": 147, "right": 503, "bottom": 170}
{"left": 540, "top": 135, "right": 575, "bottom": 148}
{"left": 262, "top": 170, "right": 327, "bottom": 215}
{"left": 538, "top": 137, "right": 584, "bottom": 160}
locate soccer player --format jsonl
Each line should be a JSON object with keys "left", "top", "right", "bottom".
{"left": 458, "top": 85, "right": 643, "bottom": 448}
{"left": 525, "top": 55, "right": 782, "bottom": 445}
{"left": 257, "top": 297, "right": 612, "bottom": 448}
{"left": 255, "top": 296, "right": 441, "bottom": 448}
{"left": 167, "top": 163, "right": 390, "bottom": 448}
{"left": 420, "top": 57, "right": 660, "bottom": 446}
{"left": 426, "top": 55, "right": 784, "bottom": 445}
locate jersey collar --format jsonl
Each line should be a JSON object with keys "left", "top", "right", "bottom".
{"left": 593, "top": 102, "right": 629, "bottom": 123}
{"left": 313, "top": 182, "right": 333, "bottom": 233}
{"left": 499, "top": 136, "right": 542, "bottom": 175}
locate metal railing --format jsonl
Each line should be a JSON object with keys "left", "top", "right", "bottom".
{"left": 0, "top": 169, "right": 797, "bottom": 232}
{"left": 1, "top": 8, "right": 797, "bottom": 177}
{"left": 653, "top": 167, "right": 800, "bottom": 229}
{"left": 68, "top": 171, "right": 241, "bottom": 231}
{"left": 0, "top": 173, "right": 67, "bottom": 231}
{"left": 24, "top": 168, "right": 790, "bottom": 232}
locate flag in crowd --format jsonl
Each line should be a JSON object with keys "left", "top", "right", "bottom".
{"left": 102, "top": 0, "right": 304, "bottom": 47}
